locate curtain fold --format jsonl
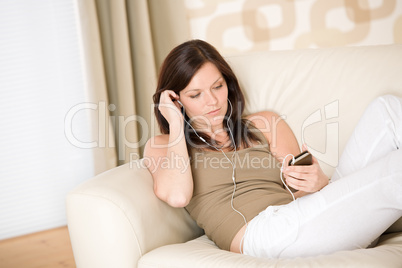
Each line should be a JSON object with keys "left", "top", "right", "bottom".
{"left": 76, "top": 0, "right": 190, "bottom": 166}
{"left": 126, "top": 0, "right": 158, "bottom": 160}
{"left": 75, "top": 0, "right": 117, "bottom": 174}
{"left": 95, "top": 0, "right": 140, "bottom": 165}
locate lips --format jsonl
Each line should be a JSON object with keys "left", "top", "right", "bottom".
{"left": 207, "top": 108, "right": 221, "bottom": 115}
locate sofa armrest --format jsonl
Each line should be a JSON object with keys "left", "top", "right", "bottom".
{"left": 66, "top": 160, "right": 203, "bottom": 268}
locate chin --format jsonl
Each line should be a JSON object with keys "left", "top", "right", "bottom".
{"left": 209, "top": 115, "right": 226, "bottom": 128}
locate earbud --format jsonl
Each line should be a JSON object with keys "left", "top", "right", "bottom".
{"left": 176, "top": 100, "right": 183, "bottom": 107}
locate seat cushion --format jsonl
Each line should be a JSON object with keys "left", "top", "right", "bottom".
{"left": 139, "top": 233, "right": 402, "bottom": 268}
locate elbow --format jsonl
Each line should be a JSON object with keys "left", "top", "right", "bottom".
{"left": 166, "top": 194, "right": 190, "bottom": 208}
{"left": 154, "top": 185, "right": 191, "bottom": 208}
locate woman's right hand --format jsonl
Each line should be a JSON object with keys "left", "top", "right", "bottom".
{"left": 158, "top": 90, "right": 183, "bottom": 125}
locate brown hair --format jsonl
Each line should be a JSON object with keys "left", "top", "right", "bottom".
{"left": 153, "top": 39, "right": 260, "bottom": 149}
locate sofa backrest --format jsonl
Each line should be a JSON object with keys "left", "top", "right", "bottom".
{"left": 226, "top": 45, "right": 402, "bottom": 176}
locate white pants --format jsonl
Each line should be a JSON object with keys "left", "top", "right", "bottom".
{"left": 243, "top": 95, "right": 402, "bottom": 259}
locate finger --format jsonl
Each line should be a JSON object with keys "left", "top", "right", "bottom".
{"left": 286, "top": 180, "right": 299, "bottom": 191}
{"left": 161, "top": 90, "right": 179, "bottom": 102}
{"left": 284, "top": 165, "right": 312, "bottom": 174}
{"left": 286, "top": 176, "right": 306, "bottom": 191}
{"left": 284, "top": 170, "right": 307, "bottom": 181}
{"left": 302, "top": 143, "right": 308, "bottom": 152}
{"left": 300, "top": 144, "right": 320, "bottom": 165}
{"left": 287, "top": 177, "right": 316, "bottom": 192}
{"left": 285, "top": 176, "right": 298, "bottom": 189}
{"left": 281, "top": 155, "right": 294, "bottom": 170}
{"left": 283, "top": 170, "right": 301, "bottom": 179}
{"left": 312, "top": 154, "right": 319, "bottom": 164}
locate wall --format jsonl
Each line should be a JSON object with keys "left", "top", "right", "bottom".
{"left": 185, "top": 0, "right": 402, "bottom": 55}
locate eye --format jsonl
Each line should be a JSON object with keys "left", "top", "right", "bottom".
{"left": 214, "top": 84, "right": 223, "bottom": 89}
{"left": 190, "top": 93, "right": 200, "bottom": 99}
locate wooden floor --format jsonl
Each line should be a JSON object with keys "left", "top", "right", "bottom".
{"left": 0, "top": 226, "right": 76, "bottom": 268}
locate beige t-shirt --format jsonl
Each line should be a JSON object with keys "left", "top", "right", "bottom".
{"left": 185, "top": 130, "right": 293, "bottom": 250}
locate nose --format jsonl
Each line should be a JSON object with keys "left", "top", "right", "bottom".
{"left": 205, "top": 90, "right": 218, "bottom": 106}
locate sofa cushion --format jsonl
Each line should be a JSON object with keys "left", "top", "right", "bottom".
{"left": 139, "top": 233, "right": 402, "bottom": 268}
{"left": 227, "top": 45, "right": 402, "bottom": 177}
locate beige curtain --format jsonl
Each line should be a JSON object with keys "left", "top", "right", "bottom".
{"left": 76, "top": 0, "right": 190, "bottom": 168}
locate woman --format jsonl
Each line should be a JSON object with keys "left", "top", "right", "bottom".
{"left": 144, "top": 39, "right": 402, "bottom": 259}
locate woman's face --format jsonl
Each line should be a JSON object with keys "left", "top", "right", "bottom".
{"left": 179, "top": 62, "right": 228, "bottom": 133}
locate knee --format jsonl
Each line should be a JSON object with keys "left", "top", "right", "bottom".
{"left": 373, "top": 94, "right": 402, "bottom": 107}
{"left": 368, "top": 94, "right": 402, "bottom": 115}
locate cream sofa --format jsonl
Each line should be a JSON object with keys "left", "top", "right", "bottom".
{"left": 67, "top": 45, "right": 402, "bottom": 268}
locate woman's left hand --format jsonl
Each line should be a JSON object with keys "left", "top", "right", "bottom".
{"left": 282, "top": 149, "right": 329, "bottom": 193}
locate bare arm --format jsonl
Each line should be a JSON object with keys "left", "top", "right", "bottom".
{"left": 143, "top": 91, "right": 193, "bottom": 207}
{"left": 248, "top": 111, "right": 328, "bottom": 197}
{"left": 247, "top": 111, "right": 300, "bottom": 162}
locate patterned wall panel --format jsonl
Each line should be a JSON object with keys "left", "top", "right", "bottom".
{"left": 185, "top": 0, "right": 402, "bottom": 55}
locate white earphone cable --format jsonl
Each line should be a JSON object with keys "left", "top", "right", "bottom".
{"left": 280, "top": 154, "right": 296, "bottom": 201}
{"left": 181, "top": 99, "right": 247, "bottom": 253}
